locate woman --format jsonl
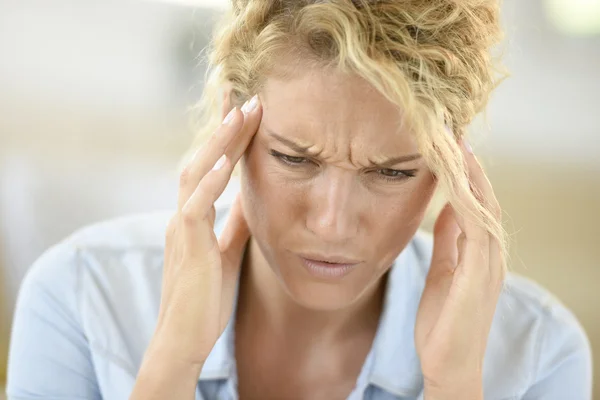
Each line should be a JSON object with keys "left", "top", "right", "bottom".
{"left": 6, "top": 0, "right": 592, "bottom": 399}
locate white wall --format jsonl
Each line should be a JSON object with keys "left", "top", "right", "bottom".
{"left": 480, "top": 0, "right": 600, "bottom": 167}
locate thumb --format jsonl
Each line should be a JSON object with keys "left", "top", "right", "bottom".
{"left": 417, "top": 204, "right": 462, "bottom": 344}
{"left": 217, "top": 193, "right": 250, "bottom": 331}
{"left": 430, "top": 203, "right": 461, "bottom": 275}
{"left": 218, "top": 193, "right": 250, "bottom": 278}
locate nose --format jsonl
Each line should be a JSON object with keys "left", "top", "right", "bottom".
{"left": 305, "top": 170, "right": 360, "bottom": 243}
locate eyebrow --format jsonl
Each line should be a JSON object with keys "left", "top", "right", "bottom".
{"left": 368, "top": 154, "right": 422, "bottom": 168}
{"left": 266, "top": 129, "right": 421, "bottom": 168}
{"left": 267, "top": 131, "right": 322, "bottom": 157}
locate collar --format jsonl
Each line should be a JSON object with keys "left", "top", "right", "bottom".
{"left": 198, "top": 263, "right": 242, "bottom": 381}
{"left": 363, "top": 240, "right": 426, "bottom": 397}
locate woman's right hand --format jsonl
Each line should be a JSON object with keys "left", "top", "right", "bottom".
{"left": 131, "top": 95, "right": 262, "bottom": 399}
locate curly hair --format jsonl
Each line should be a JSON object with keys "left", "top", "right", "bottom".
{"left": 190, "top": 0, "right": 507, "bottom": 266}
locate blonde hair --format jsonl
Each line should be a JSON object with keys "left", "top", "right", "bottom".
{"left": 191, "top": 0, "right": 507, "bottom": 266}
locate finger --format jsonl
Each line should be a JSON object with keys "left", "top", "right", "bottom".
{"left": 183, "top": 154, "right": 234, "bottom": 222}
{"left": 219, "top": 193, "right": 250, "bottom": 273}
{"left": 431, "top": 203, "right": 461, "bottom": 274}
{"left": 462, "top": 142, "right": 501, "bottom": 220}
{"left": 418, "top": 205, "right": 460, "bottom": 341}
{"left": 177, "top": 107, "right": 243, "bottom": 210}
{"left": 188, "top": 95, "right": 261, "bottom": 217}
{"left": 208, "top": 205, "right": 216, "bottom": 227}
{"left": 420, "top": 204, "right": 461, "bottom": 330}
{"left": 182, "top": 92, "right": 262, "bottom": 219}
{"left": 180, "top": 155, "right": 235, "bottom": 258}
{"left": 488, "top": 237, "right": 505, "bottom": 286}
{"left": 460, "top": 142, "right": 504, "bottom": 280}
{"left": 218, "top": 193, "right": 250, "bottom": 329}
{"left": 433, "top": 202, "right": 488, "bottom": 289}
{"left": 224, "top": 95, "right": 262, "bottom": 166}
{"left": 451, "top": 143, "right": 496, "bottom": 242}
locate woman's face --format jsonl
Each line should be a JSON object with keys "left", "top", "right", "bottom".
{"left": 239, "top": 68, "right": 437, "bottom": 310}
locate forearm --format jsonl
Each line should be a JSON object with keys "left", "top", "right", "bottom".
{"left": 130, "top": 341, "right": 205, "bottom": 400}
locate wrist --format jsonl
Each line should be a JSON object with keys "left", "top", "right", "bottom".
{"left": 145, "top": 334, "right": 208, "bottom": 372}
{"left": 423, "top": 376, "right": 483, "bottom": 400}
{"left": 131, "top": 341, "right": 205, "bottom": 400}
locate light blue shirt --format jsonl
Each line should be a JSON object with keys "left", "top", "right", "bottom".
{"left": 6, "top": 205, "right": 593, "bottom": 400}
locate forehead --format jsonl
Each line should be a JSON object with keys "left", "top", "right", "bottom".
{"left": 259, "top": 68, "right": 417, "bottom": 155}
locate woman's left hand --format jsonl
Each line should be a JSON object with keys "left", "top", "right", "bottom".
{"left": 415, "top": 142, "right": 505, "bottom": 400}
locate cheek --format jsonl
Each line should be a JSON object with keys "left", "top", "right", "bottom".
{"left": 244, "top": 142, "right": 309, "bottom": 199}
{"left": 241, "top": 141, "right": 267, "bottom": 200}
{"left": 243, "top": 143, "right": 284, "bottom": 204}
{"left": 374, "top": 174, "right": 437, "bottom": 242}
{"left": 240, "top": 142, "right": 264, "bottom": 232}
{"left": 240, "top": 142, "right": 300, "bottom": 234}
{"left": 409, "top": 172, "right": 437, "bottom": 215}
{"left": 402, "top": 173, "right": 436, "bottom": 224}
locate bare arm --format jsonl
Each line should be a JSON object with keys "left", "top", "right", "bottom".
{"left": 130, "top": 96, "right": 261, "bottom": 399}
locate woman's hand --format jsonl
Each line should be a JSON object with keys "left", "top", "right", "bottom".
{"left": 415, "top": 143, "right": 505, "bottom": 400}
{"left": 131, "top": 95, "right": 261, "bottom": 400}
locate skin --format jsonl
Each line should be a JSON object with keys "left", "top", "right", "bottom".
{"left": 131, "top": 66, "right": 504, "bottom": 400}
{"left": 234, "top": 69, "right": 436, "bottom": 399}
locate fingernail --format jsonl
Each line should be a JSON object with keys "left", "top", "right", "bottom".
{"left": 222, "top": 107, "right": 236, "bottom": 124}
{"left": 212, "top": 155, "right": 227, "bottom": 170}
{"left": 463, "top": 140, "right": 473, "bottom": 154}
{"left": 241, "top": 95, "right": 258, "bottom": 114}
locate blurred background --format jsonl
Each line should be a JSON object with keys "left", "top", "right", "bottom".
{"left": 0, "top": 0, "right": 598, "bottom": 397}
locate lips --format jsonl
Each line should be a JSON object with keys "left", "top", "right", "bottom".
{"left": 297, "top": 252, "right": 361, "bottom": 265}
{"left": 297, "top": 252, "right": 362, "bottom": 279}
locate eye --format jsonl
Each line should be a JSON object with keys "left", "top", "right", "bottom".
{"left": 269, "top": 150, "right": 309, "bottom": 166}
{"left": 375, "top": 168, "right": 417, "bottom": 182}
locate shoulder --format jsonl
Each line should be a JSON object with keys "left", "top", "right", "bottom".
{"left": 21, "top": 210, "right": 175, "bottom": 304}
{"left": 8, "top": 210, "right": 184, "bottom": 397}
{"left": 400, "top": 231, "right": 592, "bottom": 397}
{"left": 18, "top": 206, "right": 235, "bottom": 372}
{"left": 489, "top": 274, "right": 592, "bottom": 397}
{"left": 24, "top": 205, "right": 237, "bottom": 283}
{"left": 17, "top": 211, "right": 177, "bottom": 375}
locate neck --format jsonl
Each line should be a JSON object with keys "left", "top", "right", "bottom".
{"left": 236, "top": 236, "right": 387, "bottom": 343}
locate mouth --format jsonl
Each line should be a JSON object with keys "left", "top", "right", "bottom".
{"left": 297, "top": 253, "right": 362, "bottom": 279}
